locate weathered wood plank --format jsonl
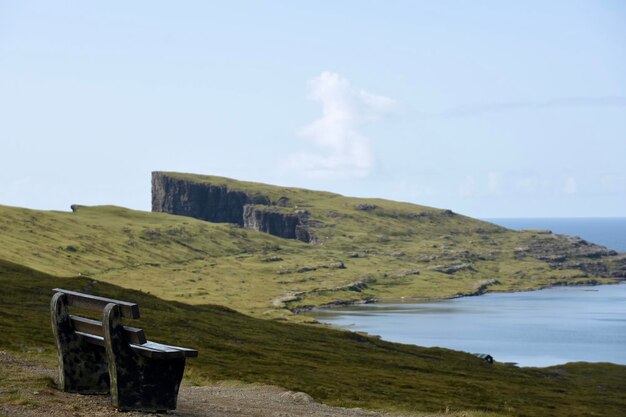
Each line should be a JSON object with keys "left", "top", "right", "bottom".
{"left": 75, "top": 331, "right": 105, "bottom": 347}
{"left": 130, "top": 344, "right": 185, "bottom": 359}
{"left": 56, "top": 289, "right": 197, "bottom": 363}
{"left": 53, "top": 288, "right": 140, "bottom": 319}
{"left": 141, "top": 341, "right": 198, "bottom": 358}
{"left": 76, "top": 331, "right": 187, "bottom": 359}
{"left": 70, "top": 315, "right": 147, "bottom": 345}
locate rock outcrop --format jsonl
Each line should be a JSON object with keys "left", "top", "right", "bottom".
{"left": 152, "top": 172, "right": 312, "bottom": 242}
{"left": 513, "top": 233, "right": 626, "bottom": 277}
{"left": 152, "top": 172, "right": 269, "bottom": 225}
{"left": 243, "top": 205, "right": 311, "bottom": 242}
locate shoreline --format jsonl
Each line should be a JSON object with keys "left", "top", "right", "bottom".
{"left": 302, "top": 281, "right": 626, "bottom": 368}
{"left": 296, "top": 278, "right": 625, "bottom": 313}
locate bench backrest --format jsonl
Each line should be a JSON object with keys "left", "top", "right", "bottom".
{"left": 53, "top": 288, "right": 140, "bottom": 318}
{"left": 52, "top": 288, "right": 146, "bottom": 345}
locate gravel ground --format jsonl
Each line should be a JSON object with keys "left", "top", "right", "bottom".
{"left": 0, "top": 352, "right": 430, "bottom": 417}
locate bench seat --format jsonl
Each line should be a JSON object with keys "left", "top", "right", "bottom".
{"left": 76, "top": 331, "right": 198, "bottom": 359}
{"left": 69, "top": 314, "right": 197, "bottom": 359}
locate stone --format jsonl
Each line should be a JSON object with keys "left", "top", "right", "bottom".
{"left": 355, "top": 203, "right": 377, "bottom": 211}
{"left": 243, "top": 205, "right": 311, "bottom": 242}
{"left": 50, "top": 293, "right": 109, "bottom": 394}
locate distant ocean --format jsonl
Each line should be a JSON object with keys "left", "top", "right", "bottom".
{"left": 484, "top": 218, "right": 626, "bottom": 253}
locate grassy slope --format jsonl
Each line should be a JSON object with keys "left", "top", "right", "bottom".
{"left": 1, "top": 173, "right": 622, "bottom": 318}
{"left": 2, "top": 259, "right": 625, "bottom": 417}
{"left": 0, "top": 204, "right": 309, "bottom": 318}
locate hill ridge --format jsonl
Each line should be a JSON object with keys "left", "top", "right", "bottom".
{"left": 0, "top": 172, "right": 624, "bottom": 318}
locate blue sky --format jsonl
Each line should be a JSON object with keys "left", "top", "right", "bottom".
{"left": 1, "top": 1, "right": 625, "bottom": 217}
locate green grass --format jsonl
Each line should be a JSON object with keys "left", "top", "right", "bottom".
{"left": 0, "top": 171, "right": 623, "bottom": 319}
{"left": 1, "top": 259, "right": 625, "bottom": 417}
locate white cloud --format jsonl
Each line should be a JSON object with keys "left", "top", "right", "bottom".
{"left": 288, "top": 72, "right": 396, "bottom": 179}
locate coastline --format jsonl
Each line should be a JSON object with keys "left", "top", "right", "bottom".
{"left": 296, "top": 277, "right": 625, "bottom": 313}
{"left": 305, "top": 281, "right": 626, "bottom": 368}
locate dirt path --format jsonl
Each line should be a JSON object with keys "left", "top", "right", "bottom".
{"left": 0, "top": 352, "right": 432, "bottom": 417}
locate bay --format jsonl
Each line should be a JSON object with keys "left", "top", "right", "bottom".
{"left": 313, "top": 218, "right": 626, "bottom": 366}
{"left": 311, "top": 284, "right": 626, "bottom": 367}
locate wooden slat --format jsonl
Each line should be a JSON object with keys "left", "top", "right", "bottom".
{"left": 74, "top": 328, "right": 196, "bottom": 360}
{"left": 57, "top": 289, "right": 197, "bottom": 360}
{"left": 75, "top": 331, "right": 105, "bottom": 347}
{"left": 140, "top": 341, "right": 198, "bottom": 358}
{"left": 53, "top": 288, "right": 140, "bottom": 319}
{"left": 122, "top": 325, "right": 147, "bottom": 345}
{"left": 70, "top": 315, "right": 102, "bottom": 336}
{"left": 76, "top": 331, "right": 184, "bottom": 359}
{"left": 131, "top": 344, "right": 185, "bottom": 359}
{"left": 70, "top": 315, "right": 147, "bottom": 345}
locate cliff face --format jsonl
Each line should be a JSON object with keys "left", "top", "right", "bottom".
{"left": 152, "top": 172, "right": 269, "bottom": 225}
{"left": 152, "top": 172, "right": 311, "bottom": 242}
{"left": 243, "top": 205, "right": 311, "bottom": 242}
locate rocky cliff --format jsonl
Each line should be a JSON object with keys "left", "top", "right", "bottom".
{"left": 243, "top": 205, "right": 311, "bottom": 242}
{"left": 152, "top": 172, "right": 312, "bottom": 242}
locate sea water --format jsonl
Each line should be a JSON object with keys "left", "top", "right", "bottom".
{"left": 312, "top": 218, "right": 626, "bottom": 367}
{"left": 486, "top": 217, "right": 626, "bottom": 252}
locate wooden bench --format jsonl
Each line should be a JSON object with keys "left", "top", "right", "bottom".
{"left": 50, "top": 288, "right": 197, "bottom": 411}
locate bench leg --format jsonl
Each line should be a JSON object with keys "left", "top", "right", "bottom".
{"left": 103, "top": 303, "right": 185, "bottom": 411}
{"left": 50, "top": 293, "right": 109, "bottom": 394}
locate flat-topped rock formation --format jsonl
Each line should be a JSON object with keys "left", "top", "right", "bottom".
{"left": 152, "top": 171, "right": 312, "bottom": 242}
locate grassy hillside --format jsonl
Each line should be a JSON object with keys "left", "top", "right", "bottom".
{"left": 2, "top": 259, "right": 625, "bottom": 417}
{"left": 0, "top": 204, "right": 303, "bottom": 318}
{"left": 1, "top": 172, "right": 624, "bottom": 318}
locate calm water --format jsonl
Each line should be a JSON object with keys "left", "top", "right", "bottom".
{"left": 312, "top": 218, "right": 626, "bottom": 367}
{"left": 485, "top": 217, "right": 626, "bottom": 252}
{"left": 312, "top": 284, "right": 626, "bottom": 367}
